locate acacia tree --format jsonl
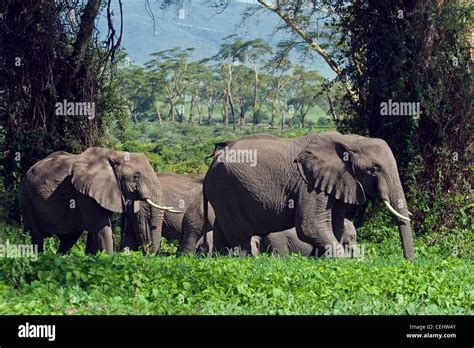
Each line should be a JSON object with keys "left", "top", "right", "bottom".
{"left": 199, "top": 66, "right": 221, "bottom": 124}
{"left": 117, "top": 65, "right": 155, "bottom": 123}
{"left": 145, "top": 48, "right": 194, "bottom": 124}
{"left": 286, "top": 66, "right": 325, "bottom": 127}
{"left": 264, "top": 57, "right": 293, "bottom": 128}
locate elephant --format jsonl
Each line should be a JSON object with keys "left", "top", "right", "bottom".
{"left": 182, "top": 192, "right": 357, "bottom": 257}
{"left": 196, "top": 131, "right": 413, "bottom": 259}
{"left": 258, "top": 219, "right": 357, "bottom": 257}
{"left": 121, "top": 172, "right": 203, "bottom": 251}
{"left": 18, "top": 147, "right": 179, "bottom": 254}
{"left": 178, "top": 184, "right": 357, "bottom": 257}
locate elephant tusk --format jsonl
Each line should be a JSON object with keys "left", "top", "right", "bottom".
{"left": 408, "top": 211, "right": 413, "bottom": 217}
{"left": 383, "top": 200, "right": 411, "bottom": 222}
{"left": 145, "top": 199, "right": 184, "bottom": 214}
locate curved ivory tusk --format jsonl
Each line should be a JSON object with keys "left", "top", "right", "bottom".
{"left": 383, "top": 200, "right": 410, "bottom": 222}
{"left": 145, "top": 199, "right": 184, "bottom": 214}
{"left": 408, "top": 211, "right": 413, "bottom": 216}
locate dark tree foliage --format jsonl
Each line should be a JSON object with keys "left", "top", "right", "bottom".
{"left": 335, "top": 2, "right": 472, "bottom": 183}
{"left": 333, "top": 0, "right": 473, "bottom": 234}
{"left": 0, "top": 0, "right": 124, "bottom": 222}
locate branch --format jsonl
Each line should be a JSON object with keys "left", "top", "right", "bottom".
{"left": 257, "top": 0, "right": 358, "bottom": 103}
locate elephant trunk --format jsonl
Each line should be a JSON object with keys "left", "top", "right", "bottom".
{"left": 178, "top": 219, "right": 199, "bottom": 255}
{"left": 384, "top": 179, "right": 414, "bottom": 260}
{"left": 139, "top": 176, "right": 164, "bottom": 254}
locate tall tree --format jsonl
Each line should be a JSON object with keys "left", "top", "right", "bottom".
{"left": 0, "top": 0, "right": 124, "bottom": 222}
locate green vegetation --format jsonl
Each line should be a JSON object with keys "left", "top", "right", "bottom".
{"left": 1, "top": 122, "right": 472, "bottom": 315}
{"left": 0, "top": 224, "right": 472, "bottom": 315}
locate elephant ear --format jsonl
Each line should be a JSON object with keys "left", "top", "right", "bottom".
{"left": 295, "top": 131, "right": 366, "bottom": 205}
{"left": 70, "top": 147, "right": 125, "bottom": 213}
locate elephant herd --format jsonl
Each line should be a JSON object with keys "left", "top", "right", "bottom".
{"left": 18, "top": 131, "right": 414, "bottom": 259}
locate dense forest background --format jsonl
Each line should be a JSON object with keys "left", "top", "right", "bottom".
{"left": 0, "top": 0, "right": 472, "bottom": 255}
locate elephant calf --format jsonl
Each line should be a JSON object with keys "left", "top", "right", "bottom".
{"left": 258, "top": 219, "right": 357, "bottom": 257}
{"left": 121, "top": 172, "right": 204, "bottom": 252}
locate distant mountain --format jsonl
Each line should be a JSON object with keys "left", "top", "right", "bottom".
{"left": 97, "top": 0, "right": 335, "bottom": 78}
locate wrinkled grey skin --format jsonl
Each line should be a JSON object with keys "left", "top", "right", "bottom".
{"left": 18, "top": 148, "right": 164, "bottom": 254}
{"left": 259, "top": 219, "right": 357, "bottom": 256}
{"left": 187, "top": 131, "right": 413, "bottom": 259}
{"left": 178, "top": 190, "right": 215, "bottom": 254}
{"left": 121, "top": 173, "right": 204, "bottom": 251}
{"left": 193, "top": 220, "right": 356, "bottom": 257}
{"left": 178, "top": 192, "right": 357, "bottom": 257}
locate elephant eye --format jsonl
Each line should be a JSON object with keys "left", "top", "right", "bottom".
{"left": 367, "top": 166, "right": 380, "bottom": 176}
{"left": 133, "top": 173, "right": 140, "bottom": 181}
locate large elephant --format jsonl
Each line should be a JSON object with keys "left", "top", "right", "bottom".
{"left": 19, "top": 148, "right": 178, "bottom": 254}
{"left": 201, "top": 131, "right": 414, "bottom": 259}
{"left": 121, "top": 172, "right": 203, "bottom": 251}
{"left": 180, "top": 190, "right": 357, "bottom": 257}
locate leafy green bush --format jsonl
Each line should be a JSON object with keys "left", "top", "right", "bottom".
{"left": 0, "top": 224, "right": 472, "bottom": 315}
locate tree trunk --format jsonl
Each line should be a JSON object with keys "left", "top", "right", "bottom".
{"left": 59, "top": 0, "right": 102, "bottom": 99}
{"left": 270, "top": 96, "right": 276, "bottom": 128}
{"left": 188, "top": 95, "right": 195, "bottom": 124}
{"left": 156, "top": 107, "right": 162, "bottom": 127}
{"left": 207, "top": 93, "right": 214, "bottom": 124}
{"left": 239, "top": 101, "right": 246, "bottom": 127}
{"left": 223, "top": 90, "right": 229, "bottom": 127}
{"left": 326, "top": 93, "right": 338, "bottom": 122}
{"left": 169, "top": 98, "right": 175, "bottom": 124}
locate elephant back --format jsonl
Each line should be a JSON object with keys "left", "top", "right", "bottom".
{"left": 24, "top": 151, "right": 77, "bottom": 200}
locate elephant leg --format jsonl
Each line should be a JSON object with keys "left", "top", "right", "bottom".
{"left": 295, "top": 194, "right": 343, "bottom": 257}
{"left": 25, "top": 211, "right": 44, "bottom": 253}
{"left": 84, "top": 212, "right": 114, "bottom": 255}
{"left": 250, "top": 236, "right": 261, "bottom": 256}
{"left": 85, "top": 225, "right": 114, "bottom": 254}
{"left": 58, "top": 231, "right": 83, "bottom": 254}
{"left": 212, "top": 220, "right": 228, "bottom": 255}
{"left": 204, "top": 231, "right": 213, "bottom": 257}
{"left": 85, "top": 232, "right": 98, "bottom": 255}
{"left": 97, "top": 225, "right": 114, "bottom": 252}
{"left": 31, "top": 232, "right": 44, "bottom": 253}
{"left": 228, "top": 236, "right": 252, "bottom": 257}
{"left": 120, "top": 217, "right": 139, "bottom": 252}
{"left": 331, "top": 200, "right": 346, "bottom": 243}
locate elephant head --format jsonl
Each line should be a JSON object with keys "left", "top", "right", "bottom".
{"left": 295, "top": 131, "right": 414, "bottom": 259}
{"left": 71, "top": 147, "right": 173, "bottom": 253}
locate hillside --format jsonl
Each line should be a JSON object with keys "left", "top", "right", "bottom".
{"left": 97, "top": 0, "right": 335, "bottom": 78}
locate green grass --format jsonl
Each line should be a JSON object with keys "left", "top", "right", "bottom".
{"left": 0, "top": 224, "right": 472, "bottom": 315}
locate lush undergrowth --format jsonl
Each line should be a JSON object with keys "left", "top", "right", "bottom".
{"left": 0, "top": 224, "right": 472, "bottom": 315}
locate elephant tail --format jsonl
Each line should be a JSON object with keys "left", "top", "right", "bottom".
{"left": 202, "top": 180, "right": 209, "bottom": 233}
